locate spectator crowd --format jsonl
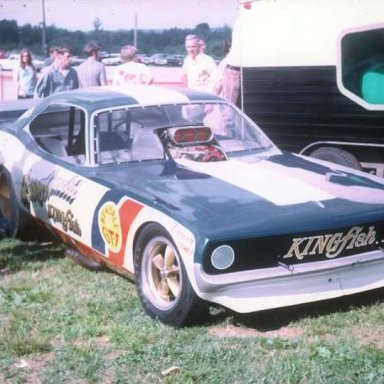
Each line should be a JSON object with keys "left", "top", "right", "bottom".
{"left": 11, "top": 35, "right": 240, "bottom": 106}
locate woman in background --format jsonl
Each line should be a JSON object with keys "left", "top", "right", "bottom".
{"left": 13, "top": 49, "right": 37, "bottom": 99}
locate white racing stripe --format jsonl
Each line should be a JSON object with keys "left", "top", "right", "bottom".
{"left": 104, "top": 85, "right": 191, "bottom": 105}
{"left": 176, "top": 158, "right": 335, "bottom": 206}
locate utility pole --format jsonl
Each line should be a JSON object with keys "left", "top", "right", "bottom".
{"left": 41, "top": 0, "right": 47, "bottom": 56}
{"left": 133, "top": 12, "right": 138, "bottom": 48}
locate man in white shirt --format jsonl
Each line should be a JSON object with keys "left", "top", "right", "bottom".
{"left": 112, "top": 45, "right": 154, "bottom": 86}
{"left": 181, "top": 34, "right": 219, "bottom": 94}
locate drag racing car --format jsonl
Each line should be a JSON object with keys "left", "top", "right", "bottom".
{"left": 0, "top": 85, "right": 384, "bottom": 326}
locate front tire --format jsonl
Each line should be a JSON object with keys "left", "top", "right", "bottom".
{"left": 310, "top": 147, "right": 362, "bottom": 170}
{"left": 134, "top": 223, "right": 202, "bottom": 327}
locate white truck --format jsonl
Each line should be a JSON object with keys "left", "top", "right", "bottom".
{"left": 229, "top": 0, "right": 384, "bottom": 176}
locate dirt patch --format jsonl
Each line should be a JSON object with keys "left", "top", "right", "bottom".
{"left": 210, "top": 324, "right": 384, "bottom": 348}
{"left": 353, "top": 326, "right": 384, "bottom": 349}
{"left": 92, "top": 335, "right": 111, "bottom": 348}
{"left": 72, "top": 335, "right": 111, "bottom": 349}
{"left": 210, "top": 324, "right": 304, "bottom": 339}
{"left": 12, "top": 352, "right": 54, "bottom": 384}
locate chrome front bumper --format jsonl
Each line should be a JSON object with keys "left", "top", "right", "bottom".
{"left": 194, "top": 250, "right": 384, "bottom": 313}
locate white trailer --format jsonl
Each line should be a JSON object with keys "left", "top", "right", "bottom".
{"left": 229, "top": 0, "right": 384, "bottom": 176}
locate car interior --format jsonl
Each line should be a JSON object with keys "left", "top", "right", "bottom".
{"left": 30, "top": 105, "right": 86, "bottom": 164}
{"left": 28, "top": 102, "right": 269, "bottom": 166}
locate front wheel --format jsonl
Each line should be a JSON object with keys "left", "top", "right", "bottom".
{"left": 310, "top": 147, "right": 362, "bottom": 170}
{"left": 134, "top": 223, "right": 202, "bottom": 327}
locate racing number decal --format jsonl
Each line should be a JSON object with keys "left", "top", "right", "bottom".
{"left": 98, "top": 198, "right": 143, "bottom": 265}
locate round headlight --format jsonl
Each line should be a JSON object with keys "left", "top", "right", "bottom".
{"left": 211, "top": 245, "right": 235, "bottom": 270}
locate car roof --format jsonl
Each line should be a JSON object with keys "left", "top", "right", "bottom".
{"left": 36, "top": 85, "right": 223, "bottom": 114}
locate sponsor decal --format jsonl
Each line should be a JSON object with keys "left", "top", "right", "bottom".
{"left": 172, "top": 223, "right": 194, "bottom": 256}
{"left": 48, "top": 204, "right": 82, "bottom": 236}
{"left": 21, "top": 171, "right": 82, "bottom": 207}
{"left": 98, "top": 202, "right": 122, "bottom": 253}
{"left": 95, "top": 197, "right": 143, "bottom": 265}
{"left": 283, "top": 226, "right": 377, "bottom": 260}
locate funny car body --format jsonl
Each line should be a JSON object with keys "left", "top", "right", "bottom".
{"left": 0, "top": 86, "right": 384, "bottom": 326}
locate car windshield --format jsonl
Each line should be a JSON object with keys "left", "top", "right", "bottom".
{"left": 93, "top": 102, "right": 273, "bottom": 165}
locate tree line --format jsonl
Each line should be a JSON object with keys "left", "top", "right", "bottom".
{"left": 0, "top": 19, "right": 232, "bottom": 59}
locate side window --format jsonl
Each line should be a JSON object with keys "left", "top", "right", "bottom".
{"left": 339, "top": 26, "right": 384, "bottom": 110}
{"left": 30, "top": 104, "right": 86, "bottom": 164}
{"left": 94, "top": 107, "right": 171, "bottom": 164}
{"left": 95, "top": 109, "right": 139, "bottom": 164}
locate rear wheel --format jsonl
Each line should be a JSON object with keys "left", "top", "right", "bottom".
{"left": 134, "top": 223, "right": 202, "bottom": 327}
{"left": 0, "top": 167, "right": 19, "bottom": 238}
{"left": 310, "top": 147, "right": 362, "bottom": 170}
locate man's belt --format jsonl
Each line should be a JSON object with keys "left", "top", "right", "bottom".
{"left": 226, "top": 65, "right": 241, "bottom": 71}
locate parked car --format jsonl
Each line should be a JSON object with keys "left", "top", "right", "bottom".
{"left": 151, "top": 53, "right": 168, "bottom": 65}
{"left": 166, "top": 54, "right": 184, "bottom": 66}
{"left": 101, "top": 53, "right": 121, "bottom": 66}
{"left": 0, "top": 86, "right": 384, "bottom": 327}
{"left": 138, "top": 54, "right": 153, "bottom": 65}
{"left": 0, "top": 53, "right": 44, "bottom": 72}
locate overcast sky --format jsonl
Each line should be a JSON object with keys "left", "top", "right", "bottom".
{"left": 0, "top": 0, "right": 240, "bottom": 31}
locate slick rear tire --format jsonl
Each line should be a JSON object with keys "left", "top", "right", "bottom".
{"left": 0, "top": 167, "right": 20, "bottom": 238}
{"left": 134, "top": 223, "right": 203, "bottom": 327}
{"left": 310, "top": 147, "right": 362, "bottom": 170}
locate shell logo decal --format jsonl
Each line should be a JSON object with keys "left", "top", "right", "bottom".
{"left": 98, "top": 201, "right": 122, "bottom": 253}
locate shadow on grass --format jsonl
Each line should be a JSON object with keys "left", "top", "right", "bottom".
{"left": 0, "top": 237, "right": 65, "bottom": 275}
{"left": 0, "top": 218, "right": 67, "bottom": 273}
{"left": 199, "top": 287, "right": 384, "bottom": 331}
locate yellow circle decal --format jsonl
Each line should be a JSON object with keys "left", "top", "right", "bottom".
{"left": 98, "top": 202, "right": 122, "bottom": 253}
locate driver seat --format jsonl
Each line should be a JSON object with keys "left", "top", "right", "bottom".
{"left": 130, "top": 129, "right": 164, "bottom": 161}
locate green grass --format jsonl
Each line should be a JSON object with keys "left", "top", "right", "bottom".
{"left": 1, "top": 238, "right": 384, "bottom": 383}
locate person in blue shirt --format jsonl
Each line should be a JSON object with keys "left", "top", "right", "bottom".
{"left": 35, "top": 46, "right": 79, "bottom": 98}
{"left": 13, "top": 49, "right": 37, "bottom": 99}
